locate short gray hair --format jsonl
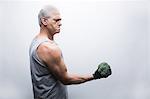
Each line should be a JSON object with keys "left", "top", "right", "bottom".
{"left": 38, "top": 5, "right": 58, "bottom": 26}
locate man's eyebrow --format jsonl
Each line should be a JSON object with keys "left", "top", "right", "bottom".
{"left": 54, "top": 18, "right": 61, "bottom": 21}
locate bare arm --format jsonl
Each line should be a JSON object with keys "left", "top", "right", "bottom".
{"left": 37, "top": 42, "right": 94, "bottom": 85}
{"left": 64, "top": 73, "right": 94, "bottom": 85}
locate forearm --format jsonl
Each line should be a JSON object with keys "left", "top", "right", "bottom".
{"left": 63, "top": 73, "right": 94, "bottom": 85}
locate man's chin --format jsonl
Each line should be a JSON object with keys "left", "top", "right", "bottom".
{"left": 56, "top": 30, "right": 60, "bottom": 33}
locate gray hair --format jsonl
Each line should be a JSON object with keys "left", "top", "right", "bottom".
{"left": 38, "top": 5, "right": 58, "bottom": 26}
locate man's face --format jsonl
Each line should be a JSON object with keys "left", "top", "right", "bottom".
{"left": 47, "top": 11, "right": 62, "bottom": 34}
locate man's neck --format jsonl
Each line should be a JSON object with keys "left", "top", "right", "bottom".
{"left": 39, "top": 28, "right": 54, "bottom": 40}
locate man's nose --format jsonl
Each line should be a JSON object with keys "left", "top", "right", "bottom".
{"left": 59, "top": 22, "right": 62, "bottom": 26}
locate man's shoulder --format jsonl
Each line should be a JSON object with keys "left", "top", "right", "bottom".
{"left": 37, "top": 41, "right": 62, "bottom": 59}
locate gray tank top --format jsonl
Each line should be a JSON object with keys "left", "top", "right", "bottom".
{"left": 29, "top": 38, "right": 68, "bottom": 99}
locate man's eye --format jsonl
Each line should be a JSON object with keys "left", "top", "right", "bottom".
{"left": 54, "top": 19, "right": 61, "bottom": 22}
{"left": 54, "top": 19, "right": 58, "bottom": 22}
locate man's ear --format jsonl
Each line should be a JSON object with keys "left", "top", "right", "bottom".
{"left": 41, "top": 17, "right": 48, "bottom": 26}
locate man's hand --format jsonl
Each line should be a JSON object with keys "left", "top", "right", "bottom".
{"left": 93, "top": 62, "right": 112, "bottom": 79}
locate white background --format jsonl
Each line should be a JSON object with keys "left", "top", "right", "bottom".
{"left": 0, "top": 0, "right": 149, "bottom": 99}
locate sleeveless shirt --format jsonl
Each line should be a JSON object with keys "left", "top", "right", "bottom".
{"left": 29, "top": 38, "right": 68, "bottom": 99}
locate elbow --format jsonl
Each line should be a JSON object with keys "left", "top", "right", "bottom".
{"left": 60, "top": 76, "right": 72, "bottom": 85}
{"left": 62, "top": 81, "right": 70, "bottom": 85}
{"left": 61, "top": 78, "right": 71, "bottom": 85}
